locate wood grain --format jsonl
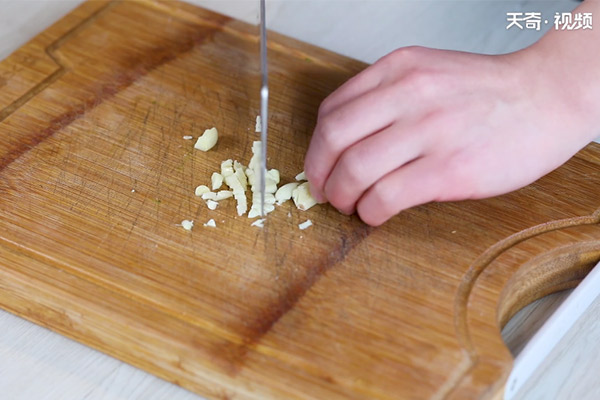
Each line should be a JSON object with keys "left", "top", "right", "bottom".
{"left": 0, "top": 1, "right": 599, "bottom": 399}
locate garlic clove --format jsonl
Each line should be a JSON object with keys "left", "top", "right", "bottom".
{"left": 211, "top": 172, "right": 223, "bottom": 190}
{"left": 181, "top": 220, "right": 194, "bottom": 230}
{"left": 292, "top": 182, "right": 317, "bottom": 211}
{"left": 298, "top": 219, "right": 313, "bottom": 230}
{"left": 201, "top": 192, "right": 218, "bottom": 201}
{"left": 206, "top": 200, "right": 218, "bottom": 210}
{"left": 195, "top": 185, "right": 211, "bottom": 197}
{"left": 194, "top": 127, "right": 218, "bottom": 151}
{"left": 215, "top": 190, "right": 233, "bottom": 200}
{"left": 275, "top": 182, "right": 299, "bottom": 204}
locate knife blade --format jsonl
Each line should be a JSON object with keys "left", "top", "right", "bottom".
{"left": 259, "top": 0, "right": 268, "bottom": 217}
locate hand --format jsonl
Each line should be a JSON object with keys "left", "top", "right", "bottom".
{"left": 304, "top": 45, "right": 599, "bottom": 226}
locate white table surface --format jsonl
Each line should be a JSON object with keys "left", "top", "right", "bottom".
{"left": 1, "top": 1, "right": 598, "bottom": 399}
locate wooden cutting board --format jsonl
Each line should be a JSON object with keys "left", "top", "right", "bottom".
{"left": 1, "top": 1, "right": 599, "bottom": 398}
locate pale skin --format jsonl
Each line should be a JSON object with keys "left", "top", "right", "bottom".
{"left": 305, "top": 0, "right": 600, "bottom": 226}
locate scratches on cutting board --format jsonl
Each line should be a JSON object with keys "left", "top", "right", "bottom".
{"left": 210, "top": 222, "right": 375, "bottom": 376}
{"left": 0, "top": 1, "right": 119, "bottom": 126}
{"left": 0, "top": 2, "right": 226, "bottom": 175}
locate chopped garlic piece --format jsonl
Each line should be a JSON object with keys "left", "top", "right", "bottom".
{"left": 248, "top": 141, "right": 262, "bottom": 170}
{"left": 248, "top": 194, "right": 275, "bottom": 218}
{"left": 275, "top": 182, "right": 299, "bottom": 204}
{"left": 195, "top": 185, "right": 210, "bottom": 196}
{"left": 267, "top": 182, "right": 278, "bottom": 194}
{"left": 211, "top": 172, "right": 223, "bottom": 190}
{"left": 255, "top": 115, "right": 261, "bottom": 132}
{"left": 251, "top": 182, "right": 277, "bottom": 193}
{"left": 245, "top": 140, "right": 279, "bottom": 217}
{"left": 251, "top": 218, "right": 266, "bottom": 228}
{"left": 201, "top": 192, "right": 217, "bottom": 201}
{"left": 221, "top": 159, "right": 234, "bottom": 177}
{"left": 194, "top": 127, "right": 218, "bottom": 151}
{"left": 295, "top": 171, "right": 306, "bottom": 181}
{"left": 206, "top": 200, "right": 218, "bottom": 210}
{"left": 252, "top": 191, "right": 270, "bottom": 200}
{"left": 181, "top": 220, "right": 194, "bottom": 230}
{"left": 248, "top": 208, "right": 261, "bottom": 219}
{"left": 234, "top": 161, "right": 248, "bottom": 189}
{"left": 248, "top": 203, "right": 275, "bottom": 218}
{"left": 267, "top": 169, "right": 280, "bottom": 184}
{"left": 215, "top": 190, "right": 233, "bottom": 200}
{"left": 204, "top": 219, "right": 216, "bottom": 227}
{"left": 236, "top": 201, "right": 247, "bottom": 216}
{"left": 225, "top": 175, "right": 244, "bottom": 193}
{"left": 298, "top": 219, "right": 313, "bottom": 230}
{"left": 252, "top": 192, "right": 276, "bottom": 205}
{"left": 225, "top": 175, "right": 247, "bottom": 216}
{"left": 183, "top": 135, "right": 193, "bottom": 140}
{"left": 292, "top": 182, "right": 317, "bottom": 211}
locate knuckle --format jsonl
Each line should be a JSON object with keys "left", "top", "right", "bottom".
{"left": 323, "top": 183, "right": 347, "bottom": 211}
{"left": 324, "top": 177, "right": 351, "bottom": 212}
{"left": 324, "top": 187, "right": 344, "bottom": 211}
{"left": 370, "top": 181, "right": 397, "bottom": 219}
{"left": 338, "top": 148, "right": 365, "bottom": 187}
{"left": 318, "top": 117, "right": 341, "bottom": 152}
{"left": 357, "top": 201, "right": 384, "bottom": 227}
{"left": 355, "top": 201, "right": 372, "bottom": 225}
{"left": 303, "top": 157, "right": 322, "bottom": 185}
{"left": 303, "top": 162, "right": 317, "bottom": 184}
{"left": 318, "top": 97, "right": 334, "bottom": 116}
{"left": 304, "top": 163, "right": 325, "bottom": 193}
{"left": 439, "top": 156, "right": 476, "bottom": 201}
{"left": 403, "top": 70, "right": 438, "bottom": 98}
{"left": 380, "top": 46, "right": 424, "bottom": 65}
{"left": 356, "top": 209, "right": 374, "bottom": 226}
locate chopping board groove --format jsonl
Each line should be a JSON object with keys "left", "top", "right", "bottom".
{"left": 1, "top": 1, "right": 600, "bottom": 399}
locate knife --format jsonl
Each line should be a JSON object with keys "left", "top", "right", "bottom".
{"left": 259, "top": 0, "right": 268, "bottom": 217}
{"left": 504, "top": 261, "right": 600, "bottom": 399}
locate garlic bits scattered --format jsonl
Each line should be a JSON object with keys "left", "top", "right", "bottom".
{"left": 255, "top": 115, "right": 262, "bottom": 132}
{"left": 184, "top": 118, "right": 327, "bottom": 231}
{"left": 247, "top": 141, "right": 277, "bottom": 218}
{"left": 275, "top": 182, "right": 299, "bottom": 205}
{"left": 180, "top": 220, "right": 194, "bottom": 231}
{"left": 298, "top": 219, "right": 313, "bottom": 230}
{"left": 290, "top": 171, "right": 319, "bottom": 211}
{"left": 194, "top": 127, "right": 218, "bottom": 152}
